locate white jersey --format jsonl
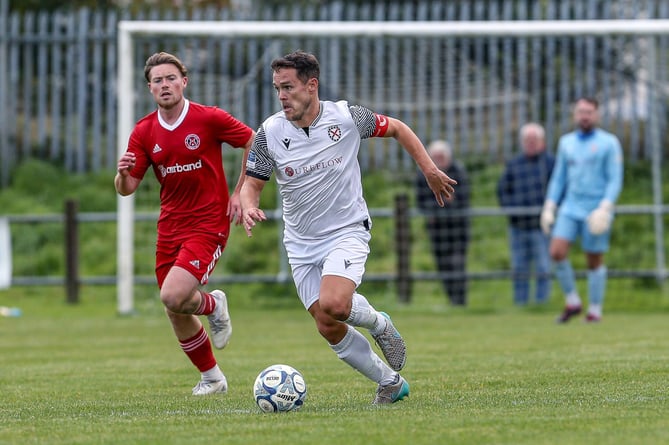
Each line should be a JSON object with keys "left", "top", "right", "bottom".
{"left": 246, "top": 100, "right": 379, "bottom": 248}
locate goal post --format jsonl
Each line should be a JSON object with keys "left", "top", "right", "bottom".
{"left": 117, "top": 19, "right": 669, "bottom": 314}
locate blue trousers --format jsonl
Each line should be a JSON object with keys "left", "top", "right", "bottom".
{"left": 509, "top": 227, "right": 552, "bottom": 305}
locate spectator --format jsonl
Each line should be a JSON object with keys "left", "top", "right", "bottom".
{"left": 497, "top": 123, "right": 555, "bottom": 306}
{"left": 416, "top": 140, "right": 470, "bottom": 306}
{"left": 541, "top": 97, "right": 624, "bottom": 323}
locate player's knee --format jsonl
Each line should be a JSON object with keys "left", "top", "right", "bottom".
{"left": 549, "top": 241, "right": 568, "bottom": 261}
{"left": 318, "top": 297, "right": 349, "bottom": 321}
{"left": 160, "top": 289, "right": 188, "bottom": 313}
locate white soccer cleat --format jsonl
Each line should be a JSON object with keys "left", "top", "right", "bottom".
{"left": 192, "top": 377, "right": 228, "bottom": 396}
{"left": 207, "top": 290, "right": 232, "bottom": 349}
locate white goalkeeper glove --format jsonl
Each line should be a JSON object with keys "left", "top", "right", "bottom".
{"left": 540, "top": 201, "right": 557, "bottom": 235}
{"left": 587, "top": 200, "right": 614, "bottom": 235}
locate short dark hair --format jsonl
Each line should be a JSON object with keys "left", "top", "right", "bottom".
{"left": 575, "top": 96, "right": 599, "bottom": 109}
{"left": 144, "top": 52, "right": 188, "bottom": 82}
{"left": 270, "top": 50, "right": 320, "bottom": 84}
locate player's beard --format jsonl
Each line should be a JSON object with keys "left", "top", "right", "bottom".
{"left": 578, "top": 120, "right": 595, "bottom": 133}
{"left": 285, "top": 103, "right": 306, "bottom": 123}
{"left": 284, "top": 96, "right": 316, "bottom": 126}
{"left": 285, "top": 107, "right": 301, "bottom": 122}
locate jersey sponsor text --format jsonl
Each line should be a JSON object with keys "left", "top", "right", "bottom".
{"left": 158, "top": 159, "right": 203, "bottom": 177}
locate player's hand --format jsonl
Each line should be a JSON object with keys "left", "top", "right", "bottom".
{"left": 242, "top": 207, "right": 267, "bottom": 237}
{"left": 425, "top": 169, "right": 457, "bottom": 207}
{"left": 540, "top": 201, "right": 556, "bottom": 234}
{"left": 587, "top": 201, "right": 613, "bottom": 235}
{"left": 227, "top": 193, "right": 243, "bottom": 225}
{"left": 117, "top": 152, "right": 136, "bottom": 176}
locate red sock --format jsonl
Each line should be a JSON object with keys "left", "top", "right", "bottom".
{"left": 193, "top": 291, "right": 215, "bottom": 316}
{"left": 179, "top": 326, "right": 216, "bottom": 372}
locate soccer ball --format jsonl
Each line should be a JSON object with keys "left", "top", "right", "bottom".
{"left": 253, "top": 364, "right": 307, "bottom": 413}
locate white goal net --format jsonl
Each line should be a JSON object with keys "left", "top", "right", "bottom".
{"left": 117, "top": 19, "right": 669, "bottom": 314}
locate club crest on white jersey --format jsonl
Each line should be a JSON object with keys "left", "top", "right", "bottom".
{"left": 327, "top": 125, "right": 342, "bottom": 142}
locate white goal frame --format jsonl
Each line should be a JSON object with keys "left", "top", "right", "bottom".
{"left": 117, "top": 19, "right": 669, "bottom": 315}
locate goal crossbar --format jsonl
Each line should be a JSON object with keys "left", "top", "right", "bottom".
{"left": 120, "top": 19, "right": 669, "bottom": 37}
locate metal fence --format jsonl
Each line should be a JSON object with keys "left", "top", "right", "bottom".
{"left": 2, "top": 0, "right": 669, "bottom": 186}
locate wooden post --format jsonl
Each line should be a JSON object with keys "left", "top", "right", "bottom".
{"left": 394, "top": 193, "right": 412, "bottom": 303}
{"left": 65, "top": 199, "right": 79, "bottom": 304}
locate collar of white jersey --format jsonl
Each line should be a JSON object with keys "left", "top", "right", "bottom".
{"left": 288, "top": 100, "right": 325, "bottom": 129}
{"left": 157, "top": 99, "right": 190, "bottom": 131}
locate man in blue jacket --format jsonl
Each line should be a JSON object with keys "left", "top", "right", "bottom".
{"left": 540, "top": 97, "right": 624, "bottom": 323}
{"left": 497, "top": 123, "right": 555, "bottom": 306}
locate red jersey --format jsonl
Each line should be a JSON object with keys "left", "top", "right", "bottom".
{"left": 127, "top": 100, "right": 253, "bottom": 241}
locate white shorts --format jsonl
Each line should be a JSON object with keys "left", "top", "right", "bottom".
{"left": 289, "top": 225, "right": 371, "bottom": 310}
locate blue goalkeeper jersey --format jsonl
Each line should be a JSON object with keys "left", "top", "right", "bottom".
{"left": 546, "top": 128, "right": 623, "bottom": 219}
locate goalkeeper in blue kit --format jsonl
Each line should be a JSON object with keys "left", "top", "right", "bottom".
{"left": 540, "top": 97, "right": 623, "bottom": 323}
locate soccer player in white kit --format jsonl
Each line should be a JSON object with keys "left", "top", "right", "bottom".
{"left": 241, "top": 50, "right": 457, "bottom": 404}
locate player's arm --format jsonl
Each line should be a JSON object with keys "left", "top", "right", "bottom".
{"left": 228, "top": 131, "right": 257, "bottom": 225}
{"left": 114, "top": 151, "right": 142, "bottom": 196}
{"left": 240, "top": 176, "right": 267, "bottom": 237}
{"left": 586, "top": 137, "right": 625, "bottom": 235}
{"left": 383, "top": 116, "right": 456, "bottom": 206}
{"left": 602, "top": 137, "right": 624, "bottom": 205}
{"left": 240, "top": 127, "right": 273, "bottom": 237}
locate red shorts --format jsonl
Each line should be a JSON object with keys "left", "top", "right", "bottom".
{"left": 155, "top": 232, "right": 227, "bottom": 289}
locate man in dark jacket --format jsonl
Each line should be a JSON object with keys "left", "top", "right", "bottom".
{"left": 416, "top": 140, "right": 471, "bottom": 306}
{"left": 497, "top": 123, "right": 555, "bottom": 305}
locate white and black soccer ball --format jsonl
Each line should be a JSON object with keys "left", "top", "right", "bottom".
{"left": 253, "top": 364, "right": 307, "bottom": 413}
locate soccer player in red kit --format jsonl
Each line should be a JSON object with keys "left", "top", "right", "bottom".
{"left": 115, "top": 52, "right": 255, "bottom": 395}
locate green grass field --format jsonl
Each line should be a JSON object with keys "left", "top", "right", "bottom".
{"left": 1, "top": 287, "right": 668, "bottom": 445}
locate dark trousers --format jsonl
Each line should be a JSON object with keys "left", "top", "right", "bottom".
{"left": 426, "top": 221, "right": 468, "bottom": 306}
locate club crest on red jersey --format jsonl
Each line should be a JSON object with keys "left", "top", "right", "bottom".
{"left": 185, "top": 134, "right": 201, "bottom": 150}
{"left": 327, "top": 125, "right": 342, "bottom": 142}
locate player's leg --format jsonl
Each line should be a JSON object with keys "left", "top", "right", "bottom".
{"left": 583, "top": 228, "right": 610, "bottom": 322}
{"left": 167, "top": 235, "right": 231, "bottom": 349}
{"left": 160, "top": 267, "right": 227, "bottom": 395}
{"left": 156, "top": 236, "right": 228, "bottom": 395}
{"left": 532, "top": 229, "right": 552, "bottom": 304}
{"left": 308, "top": 300, "right": 409, "bottom": 404}
{"left": 550, "top": 215, "right": 582, "bottom": 323}
{"left": 293, "top": 259, "right": 408, "bottom": 404}
{"left": 319, "top": 231, "right": 406, "bottom": 371}
{"left": 320, "top": 275, "right": 405, "bottom": 372}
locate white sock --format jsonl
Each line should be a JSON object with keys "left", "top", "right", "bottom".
{"left": 566, "top": 291, "right": 582, "bottom": 307}
{"left": 588, "top": 304, "right": 602, "bottom": 318}
{"left": 330, "top": 325, "right": 396, "bottom": 385}
{"left": 345, "top": 293, "right": 387, "bottom": 336}
{"left": 201, "top": 365, "right": 224, "bottom": 382}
